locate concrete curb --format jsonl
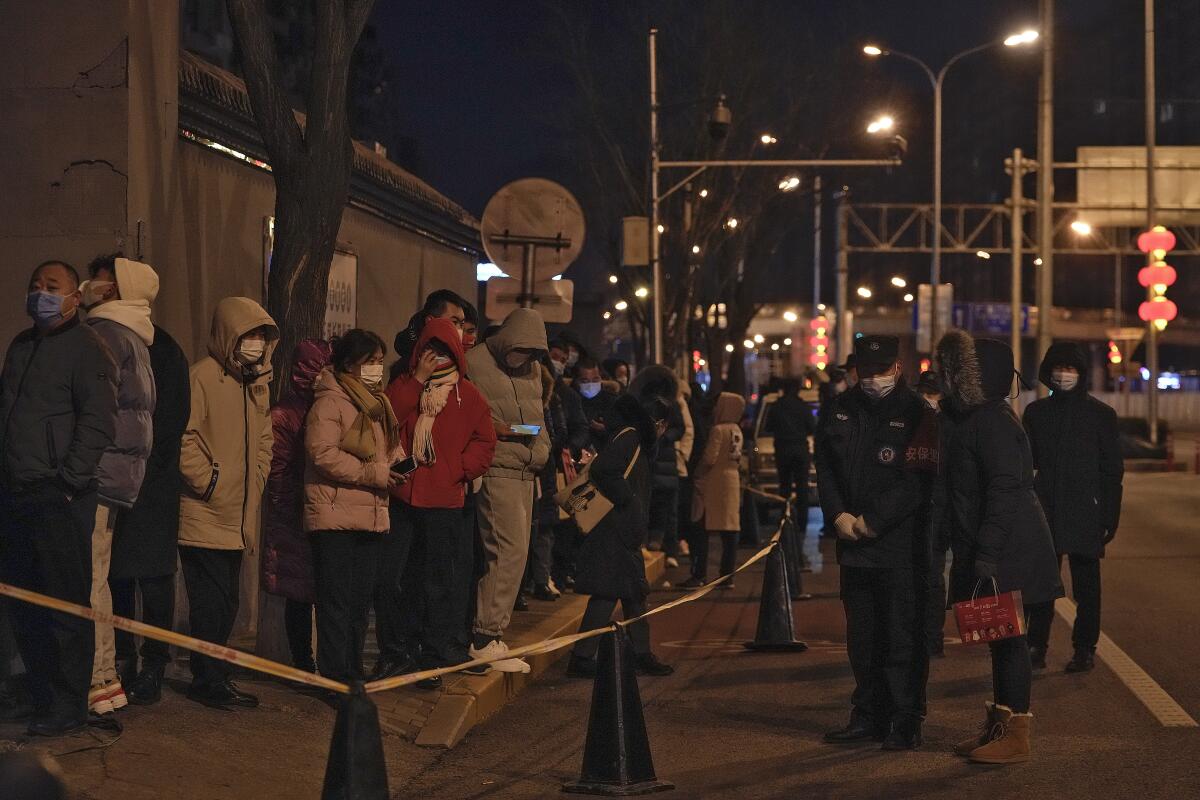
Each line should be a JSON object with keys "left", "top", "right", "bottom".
{"left": 390, "top": 551, "right": 667, "bottom": 749}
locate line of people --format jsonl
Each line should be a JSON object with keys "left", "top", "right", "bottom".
{"left": 815, "top": 331, "right": 1122, "bottom": 764}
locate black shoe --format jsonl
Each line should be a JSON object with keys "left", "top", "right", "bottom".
{"left": 566, "top": 655, "right": 597, "bottom": 679}
{"left": 823, "top": 713, "right": 889, "bottom": 744}
{"left": 1065, "top": 648, "right": 1095, "bottom": 673}
{"left": 717, "top": 581, "right": 735, "bottom": 591}
{"left": 187, "top": 683, "right": 233, "bottom": 710}
{"left": 415, "top": 675, "right": 443, "bottom": 691}
{"left": 370, "top": 654, "right": 417, "bottom": 682}
{"left": 127, "top": 665, "right": 164, "bottom": 706}
{"left": 1029, "top": 646, "right": 1047, "bottom": 671}
{"left": 221, "top": 681, "right": 260, "bottom": 708}
{"left": 27, "top": 715, "right": 87, "bottom": 737}
{"left": 634, "top": 653, "right": 674, "bottom": 676}
{"left": 116, "top": 657, "right": 138, "bottom": 688}
{"left": 677, "top": 576, "right": 706, "bottom": 589}
{"left": 881, "top": 718, "right": 923, "bottom": 751}
{"left": 532, "top": 584, "right": 560, "bottom": 602}
{"left": 513, "top": 593, "right": 529, "bottom": 612}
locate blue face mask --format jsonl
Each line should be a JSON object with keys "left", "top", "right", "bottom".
{"left": 26, "top": 291, "right": 67, "bottom": 329}
{"left": 578, "top": 381, "right": 602, "bottom": 400}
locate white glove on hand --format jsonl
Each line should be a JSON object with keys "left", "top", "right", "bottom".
{"left": 853, "top": 515, "right": 878, "bottom": 539}
{"left": 835, "top": 513, "right": 859, "bottom": 541}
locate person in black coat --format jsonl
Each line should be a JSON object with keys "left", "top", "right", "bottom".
{"left": 108, "top": 324, "right": 190, "bottom": 705}
{"left": 768, "top": 377, "right": 817, "bottom": 506}
{"left": 816, "top": 336, "right": 938, "bottom": 751}
{"left": 1022, "top": 342, "right": 1123, "bottom": 673}
{"left": 567, "top": 395, "right": 673, "bottom": 678}
{"left": 934, "top": 331, "right": 1062, "bottom": 764}
{"left": 628, "top": 365, "right": 683, "bottom": 555}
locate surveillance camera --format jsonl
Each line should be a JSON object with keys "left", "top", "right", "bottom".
{"left": 708, "top": 95, "right": 731, "bottom": 141}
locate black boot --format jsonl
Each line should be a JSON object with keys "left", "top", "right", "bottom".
{"left": 513, "top": 592, "right": 529, "bottom": 612}
{"left": 881, "top": 716, "right": 923, "bottom": 751}
{"left": 823, "top": 710, "right": 888, "bottom": 744}
{"left": 1065, "top": 648, "right": 1095, "bottom": 673}
{"left": 116, "top": 658, "right": 138, "bottom": 688}
{"left": 634, "top": 653, "right": 674, "bottom": 676}
{"left": 370, "top": 653, "right": 417, "bottom": 682}
{"left": 1029, "top": 645, "right": 1047, "bottom": 671}
{"left": 127, "top": 665, "right": 165, "bottom": 706}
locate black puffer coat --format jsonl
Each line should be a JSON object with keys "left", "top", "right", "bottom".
{"left": 574, "top": 395, "right": 655, "bottom": 600}
{"left": 934, "top": 331, "right": 1063, "bottom": 606}
{"left": 627, "top": 364, "right": 682, "bottom": 485}
{"left": 1022, "top": 342, "right": 1124, "bottom": 558}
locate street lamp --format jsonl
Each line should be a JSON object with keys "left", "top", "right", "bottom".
{"left": 857, "top": 286, "right": 873, "bottom": 299}
{"left": 1070, "top": 219, "right": 1093, "bottom": 236}
{"left": 863, "top": 28, "right": 1039, "bottom": 349}
{"left": 760, "top": 133, "right": 778, "bottom": 145}
{"left": 635, "top": 286, "right": 650, "bottom": 298}
{"left": 866, "top": 115, "right": 895, "bottom": 134}
{"left": 615, "top": 300, "right": 629, "bottom": 311}
{"left": 891, "top": 276, "right": 907, "bottom": 288}
{"left": 608, "top": 274, "right": 619, "bottom": 284}
{"left": 778, "top": 175, "right": 801, "bottom": 192}
{"left": 724, "top": 217, "right": 739, "bottom": 229}
{"left": 783, "top": 309, "right": 799, "bottom": 322}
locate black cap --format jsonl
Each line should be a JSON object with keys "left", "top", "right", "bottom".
{"left": 916, "top": 370, "right": 941, "bottom": 394}
{"left": 837, "top": 353, "right": 857, "bottom": 371}
{"left": 853, "top": 335, "right": 900, "bottom": 377}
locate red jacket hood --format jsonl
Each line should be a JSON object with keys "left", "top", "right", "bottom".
{"left": 411, "top": 318, "right": 466, "bottom": 374}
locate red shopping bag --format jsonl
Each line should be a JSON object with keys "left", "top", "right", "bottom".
{"left": 953, "top": 579, "right": 1026, "bottom": 645}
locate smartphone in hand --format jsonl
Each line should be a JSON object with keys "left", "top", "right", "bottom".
{"left": 509, "top": 424, "right": 542, "bottom": 436}
{"left": 391, "top": 455, "right": 418, "bottom": 476}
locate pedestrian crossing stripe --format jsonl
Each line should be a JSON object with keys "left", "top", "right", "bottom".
{"left": 1056, "top": 598, "right": 1198, "bottom": 728}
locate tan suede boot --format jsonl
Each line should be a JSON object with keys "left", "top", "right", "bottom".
{"left": 968, "top": 707, "right": 1032, "bottom": 764}
{"left": 953, "top": 702, "right": 999, "bottom": 756}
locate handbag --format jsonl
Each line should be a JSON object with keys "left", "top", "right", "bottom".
{"left": 953, "top": 578, "right": 1026, "bottom": 645}
{"left": 554, "top": 428, "right": 640, "bottom": 534}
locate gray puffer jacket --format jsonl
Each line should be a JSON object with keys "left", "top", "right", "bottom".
{"left": 83, "top": 258, "right": 159, "bottom": 508}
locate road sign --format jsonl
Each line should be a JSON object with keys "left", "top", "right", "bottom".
{"left": 486, "top": 277, "right": 574, "bottom": 323}
{"left": 480, "top": 178, "right": 586, "bottom": 282}
{"left": 621, "top": 216, "right": 649, "bottom": 266}
{"left": 951, "top": 303, "right": 1031, "bottom": 335}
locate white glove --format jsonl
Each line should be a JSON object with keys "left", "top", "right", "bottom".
{"left": 835, "top": 513, "right": 859, "bottom": 541}
{"left": 853, "top": 515, "right": 878, "bottom": 539}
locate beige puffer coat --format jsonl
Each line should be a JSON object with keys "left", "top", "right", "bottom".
{"left": 178, "top": 298, "right": 278, "bottom": 550}
{"left": 302, "top": 369, "right": 398, "bottom": 533}
{"left": 692, "top": 392, "right": 746, "bottom": 532}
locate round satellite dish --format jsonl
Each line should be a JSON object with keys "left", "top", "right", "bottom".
{"left": 481, "top": 178, "right": 586, "bottom": 282}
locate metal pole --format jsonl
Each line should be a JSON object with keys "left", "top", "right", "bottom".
{"left": 520, "top": 243, "right": 535, "bottom": 309}
{"left": 836, "top": 194, "right": 851, "bottom": 365}
{"left": 930, "top": 79, "right": 943, "bottom": 351}
{"left": 1145, "top": 0, "right": 1160, "bottom": 445}
{"left": 649, "top": 28, "right": 663, "bottom": 365}
{"left": 1036, "top": 0, "right": 1055, "bottom": 397}
{"left": 1011, "top": 148, "right": 1024, "bottom": 405}
{"left": 813, "top": 174, "right": 822, "bottom": 317}
{"left": 1115, "top": 250, "right": 1122, "bottom": 328}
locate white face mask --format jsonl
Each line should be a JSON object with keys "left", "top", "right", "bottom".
{"left": 237, "top": 338, "right": 266, "bottom": 365}
{"left": 550, "top": 359, "right": 565, "bottom": 377}
{"left": 360, "top": 364, "right": 385, "bottom": 389}
{"left": 1052, "top": 369, "right": 1079, "bottom": 392}
{"left": 860, "top": 373, "right": 897, "bottom": 400}
{"left": 566, "top": 351, "right": 580, "bottom": 368}
{"left": 578, "top": 381, "right": 602, "bottom": 400}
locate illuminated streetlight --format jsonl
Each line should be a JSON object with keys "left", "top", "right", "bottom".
{"left": 856, "top": 286, "right": 873, "bottom": 299}
{"left": 771, "top": 342, "right": 780, "bottom": 351}
{"left": 976, "top": 250, "right": 992, "bottom": 260}
{"left": 760, "top": 133, "right": 777, "bottom": 145}
{"left": 866, "top": 115, "right": 895, "bottom": 134}
{"left": 1003, "top": 29, "right": 1040, "bottom": 47}
{"left": 608, "top": 274, "right": 618, "bottom": 284}
{"left": 783, "top": 309, "right": 799, "bottom": 322}
{"left": 863, "top": 44, "right": 883, "bottom": 56}
{"left": 753, "top": 333, "right": 765, "bottom": 344}
{"left": 698, "top": 188, "right": 709, "bottom": 198}
{"left": 1034, "top": 257, "right": 1043, "bottom": 266}
{"left": 817, "top": 303, "right": 826, "bottom": 311}
{"left": 778, "top": 175, "right": 801, "bottom": 192}
{"left": 698, "top": 358, "right": 707, "bottom": 367}
{"left": 635, "top": 286, "right": 650, "bottom": 298}
{"left": 1070, "top": 219, "right": 1093, "bottom": 236}
{"left": 891, "top": 276, "right": 907, "bottom": 288}
{"left": 602, "top": 311, "right": 611, "bottom": 320}
{"left": 725, "top": 343, "right": 735, "bottom": 353}
{"left": 904, "top": 293, "right": 915, "bottom": 302}
{"left": 783, "top": 337, "right": 793, "bottom": 346}
{"left": 724, "top": 217, "right": 739, "bottom": 229}
{"left": 691, "top": 244, "right": 701, "bottom": 255}
{"left": 656, "top": 223, "right": 665, "bottom": 234}
{"left": 743, "top": 339, "right": 755, "bottom": 349}
{"left": 614, "top": 300, "right": 629, "bottom": 311}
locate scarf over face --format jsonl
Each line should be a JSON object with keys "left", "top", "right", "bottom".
{"left": 334, "top": 369, "right": 401, "bottom": 460}
{"left": 411, "top": 318, "right": 465, "bottom": 465}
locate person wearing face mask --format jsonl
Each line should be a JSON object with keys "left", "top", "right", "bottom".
{"left": 177, "top": 298, "right": 277, "bottom": 709}
{"left": 0, "top": 260, "right": 117, "bottom": 736}
{"left": 1022, "top": 342, "right": 1123, "bottom": 675}
{"left": 76, "top": 254, "right": 158, "bottom": 716}
{"left": 463, "top": 308, "right": 550, "bottom": 672}
{"left": 815, "top": 335, "right": 937, "bottom": 751}
{"left": 573, "top": 357, "right": 620, "bottom": 451}
{"left": 602, "top": 358, "right": 632, "bottom": 389}
{"left": 304, "top": 330, "right": 406, "bottom": 686}
{"left": 390, "top": 289, "right": 470, "bottom": 383}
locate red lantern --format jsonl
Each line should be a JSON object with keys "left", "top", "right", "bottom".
{"left": 809, "top": 316, "right": 829, "bottom": 330}
{"left": 1137, "top": 227, "right": 1176, "bottom": 254}
{"left": 809, "top": 336, "right": 829, "bottom": 348}
{"left": 1139, "top": 297, "right": 1178, "bottom": 322}
{"left": 1138, "top": 262, "right": 1177, "bottom": 288}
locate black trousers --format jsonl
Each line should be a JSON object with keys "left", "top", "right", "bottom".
{"left": 111, "top": 573, "right": 175, "bottom": 669}
{"left": 284, "top": 599, "right": 314, "bottom": 668}
{"left": 313, "top": 531, "right": 382, "bottom": 683}
{"left": 1026, "top": 553, "right": 1101, "bottom": 653}
{"left": 775, "top": 445, "right": 810, "bottom": 504}
{"left": 841, "top": 565, "right": 929, "bottom": 723}
{"left": 373, "top": 503, "right": 417, "bottom": 662}
{"left": 0, "top": 486, "right": 95, "bottom": 721}
{"left": 572, "top": 595, "right": 650, "bottom": 660}
{"left": 926, "top": 545, "right": 949, "bottom": 654}
{"left": 648, "top": 480, "right": 679, "bottom": 554}
{"left": 689, "top": 530, "right": 738, "bottom": 581}
{"left": 550, "top": 519, "right": 579, "bottom": 586}
{"left": 179, "top": 546, "right": 242, "bottom": 689}
{"left": 990, "top": 635, "right": 1032, "bottom": 712}
{"left": 403, "top": 504, "right": 473, "bottom": 667}
{"left": 528, "top": 512, "right": 555, "bottom": 587}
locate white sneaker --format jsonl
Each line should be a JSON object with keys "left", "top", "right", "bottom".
{"left": 88, "top": 682, "right": 115, "bottom": 715}
{"left": 468, "top": 639, "right": 531, "bottom": 674}
{"left": 107, "top": 679, "right": 128, "bottom": 711}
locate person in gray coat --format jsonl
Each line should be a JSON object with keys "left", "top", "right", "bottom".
{"left": 0, "top": 260, "right": 117, "bottom": 736}
{"left": 79, "top": 254, "right": 158, "bottom": 714}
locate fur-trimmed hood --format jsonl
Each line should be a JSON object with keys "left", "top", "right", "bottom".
{"left": 627, "top": 364, "right": 678, "bottom": 405}
{"left": 936, "top": 330, "right": 1015, "bottom": 408}
{"left": 609, "top": 393, "right": 660, "bottom": 448}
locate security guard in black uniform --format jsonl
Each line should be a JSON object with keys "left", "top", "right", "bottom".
{"left": 815, "top": 335, "right": 937, "bottom": 750}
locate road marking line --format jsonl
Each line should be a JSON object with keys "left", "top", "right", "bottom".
{"left": 1055, "top": 598, "right": 1198, "bottom": 727}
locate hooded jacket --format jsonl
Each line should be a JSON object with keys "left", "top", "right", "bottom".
{"left": 628, "top": 365, "right": 684, "bottom": 484}
{"left": 386, "top": 318, "right": 496, "bottom": 509}
{"left": 1022, "top": 342, "right": 1123, "bottom": 557}
{"left": 692, "top": 392, "right": 746, "bottom": 532}
{"left": 178, "top": 297, "right": 278, "bottom": 550}
{"left": 262, "top": 339, "right": 330, "bottom": 601}
{"left": 303, "top": 368, "right": 398, "bottom": 533}
{"left": 465, "top": 308, "right": 550, "bottom": 479}
{"left": 84, "top": 258, "right": 159, "bottom": 508}
{"left": 934, "top": 330, "right": 1062, "bottom": 605}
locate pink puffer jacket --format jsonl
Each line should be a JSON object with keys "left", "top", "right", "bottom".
{"left": 302, "top": 369, "right": 397, "bottom": 533}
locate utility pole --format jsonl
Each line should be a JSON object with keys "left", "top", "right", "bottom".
{"left": 812, "top": 174, "right": 823, "bottom": 317}
{"left": 648, "top": 28, "right": 663, "bottom": 366}
{"left": 836, "top": 192, "right": 851, "bottom": 366}
{"left": 1145, "top": 0, "right": 1160, "bottom": 445}
{"left": 1010, "top": 147, "right": 1024, "bottom": 402}
{"left": 1035, "top": 0, "right": 1055, "bottom": 397}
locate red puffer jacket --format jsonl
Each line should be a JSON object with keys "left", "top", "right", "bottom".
{"left": 386, "top": 318, "right": 496, "bottom": 509}
{"left": 261, "top": 339, "right": 330, "bottom": 602}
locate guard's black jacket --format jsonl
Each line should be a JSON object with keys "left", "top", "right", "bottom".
{"left": 815, "top": 378, "right": 937, "bottom": 568}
